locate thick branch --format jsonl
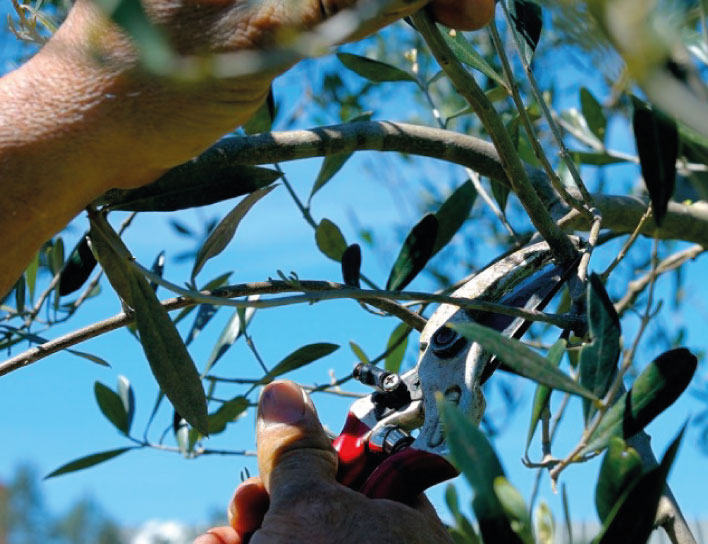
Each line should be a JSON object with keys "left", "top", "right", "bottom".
{"left": 201, "top": 121, "right": 708, "bottom": 247}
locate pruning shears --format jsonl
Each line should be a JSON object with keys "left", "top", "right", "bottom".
{"left": 332, "top": 240, "right": 580, "bottom": 504}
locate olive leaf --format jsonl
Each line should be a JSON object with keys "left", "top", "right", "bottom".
{"left": 595, "top": 438, "right": 643, "bottom": 523}
{"left": 433, "top": 180, "right": 477, "bottom": 254}
{"left": 315, "top": 219, "right": 348, "bottom": 261}
{"left": 451, "top": 322, "right": 597, "bottom": 400}
{"left": 384, "top": 322, "right": 411, "bottom": 373}
{"left": 525, "top": 339, "right": 566, "bottom": 452}
{"left": 254, "top": 343, "right": 340, "bottom": 387}
{"left": 192, "top": 184, "right": 277, "bottom": 280}
{"left": 337, "top": 52, "right": 417, "bottom": 83}
{"left": 438, "top": 25, "right": 507, "bottom": 88}
{"left": 94, "top": 381, "right": 130, "bottom": 435}
{"left": 439, "top": 398, "right": 523, "bottom": 544}
{"left": 341, "top": 243, "right": 362, "bottom": 287}
{"left": 386, "top": 213, "right": 438, "bottom": 291}
{"left": 45, "top": 448, "right": 136, "bottom": 479}
{"left": 582, "top": 348, "right": 696, "bottom": 454}
{"left": 579, "top": 274, "right": 621, "bottom": 422}
{"left": 632, "top": 98, "right": 679, "bottom": 226}
{"left": 580, "top": 87, "right": 607, "bottom": 142}
{"left": 509, "top": 0, "right": 543, "bottom": 65}
{"left": 58, "top": 234, "right": 97, "bottom": 296}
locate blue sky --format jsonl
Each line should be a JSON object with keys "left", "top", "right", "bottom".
{"left": 1, "top": 3, "right": 707, "bottom": 536}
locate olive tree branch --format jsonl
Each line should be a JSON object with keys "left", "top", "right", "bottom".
{"left": 182, "top": 121, "right": 708, "bottom": 246}
{"left": 411, "top": 10, "right": 579, "bottom": 266}
{"left": 615, "top": 244, "right": 706, "bottom": 316}
{"left": 487, "top": 20, "right": 591, "bottom": 220}
{"left": 0, "top": 278, "right": 583, "bottom": 377}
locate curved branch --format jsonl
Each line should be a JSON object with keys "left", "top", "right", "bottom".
{"left": 198, "top": 121, "right": 708, "bottom": 247}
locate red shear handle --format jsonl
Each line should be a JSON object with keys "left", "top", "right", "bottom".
{"left": 359, "top": 448, "right": 458, "bottom": 505}
{"left": 332, "top": 412, "right": 378, "bottom": 489}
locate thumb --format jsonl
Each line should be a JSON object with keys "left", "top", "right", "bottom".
{"left": 256, "top": 381, "right": 338, "bottom": 500}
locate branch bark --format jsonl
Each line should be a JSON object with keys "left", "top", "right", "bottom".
{"left": 168, "top": 121, "right": 708, "bottom": 247}
{"left": 0, "top": 279, "right": 583, "bottom": 377}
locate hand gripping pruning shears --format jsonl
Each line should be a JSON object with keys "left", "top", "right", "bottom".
{"left": 332, "top": 240, "right": 580, "bottom": 504}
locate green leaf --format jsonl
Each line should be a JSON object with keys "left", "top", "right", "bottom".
{"left": 59, "top": 235, "right": 97, "bottom": 296}
{"left": 509, "top": 0, "right": 543, "bottom": 65}
{"left": 632, "top": 99, "right": 679, "bottom": 226}
{"left": 192, "top": 184, "right": 277, "bottom": 280}
{"left": 445, "top": 484, "right": 481, "bottom": 544}
{"left": 185, "top": 304, "right": 219, "bottom": 346}
{"left": 561, "top": 109, "right": 602, "bottom": 148}
{"left": 310, "top": 153, "right": 353, "bottom": 201}
{"left": 94, "top": 382, "right": 130, "bottom": 435}
{"left": 341, "top": 244, "right": 362, "bottom": 288}
{"left": 493, "top": 477, "right": 534, "bottom": 544}
{"left": 51, "top": 238, "right": 65, "bottom": 276}
{"left": 433, "top": 180, "right": 477, "bottom": 254}
{"left": 579, "top": 274, "right": 621, "bottom": 421}
{"left": 203, "top": 301, "right": 257, "bottom": 377}
{"left": 208, "top": 396, "right": 248, "bottom": 434}
{"left": 98, "top": 159, "right": 281, "bottom": 212}
{"left": 582, "top": 348, "right": 696, "bottom": 454}
{"left": 26, "top": 251, "right": 39, "bottom": 302}
{"left": 337, "top": 52, "right": 417, "bottom": 83}
{"left": 525, "top": 339, "right": 566, "bottom": 451}
{"left": 117, "top": 375, "right": 135, "bottom": 435}
{"left": 569, "top": 151, "right": 630, "bottom": 166}
{"left": 491, "top": 180, "right": 510, "bottom": 213}
{"left": 128, "top": 270, "right": 209, "bottom": 435}
{"left": 257, "top": 343, "right": 340, "bottom": 385}
{"left": 315, "top": 219, "right": 348, "bottom": 261}
{"left": 349, "top": 341, "right": 369, "bottom": 363}
{"left": 14, "top": 276, "right": 25, "bottom": 314}
{"left": 88, "top": 213, "right": 137, "bottom": 307}
{"left": 580, "top": 87, "right": 607, "bottom": 141}
{"left": 173, "top": 272, "right": 232, "bottom": 326}
{"left": 45, "top": 448, "right": 134, "bottom": 479}
{"left": 148, "top": 250, "right": 165, "bottom": 293}
{"left": 439, "top": 399, "right": 522, "bottom": 543}
{"left": 438, "top": 25, "right": 507, "bottom": 88}
{"left": 386, "top": 213, "right": 438, "bottom": 291}
{"left": 595, "top": 427, "right": 685, "bottom": 543}
{"left": 595, "top": 438, "right": 643, "bottom": 523}
{"left": 243, "top": 86, "right": 275, "bottom": 135}
{"left": 450, "top": 322, "right": 597, "bottom": 401}
{"left": 384, "top": 323, "right": 411, "bottom": 373}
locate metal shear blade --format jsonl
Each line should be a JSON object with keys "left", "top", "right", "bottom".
{"left": 333, "top": 240, "right": 579, "bottom": 503}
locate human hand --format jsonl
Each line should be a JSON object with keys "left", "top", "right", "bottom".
{"left": 20, "top": 0, "right": 494, "bottom": 192}
{"left": 193, "top": 380, "right": 452, "bottom": 544}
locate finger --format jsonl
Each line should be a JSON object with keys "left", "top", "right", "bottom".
{"left": 256, "top": 381, "right": 338, "bottom": 497}
{"left": 193, "top": 526, "right": 241, "bottom": 544}
{"left": 228, "top": 477, "right": 270, "bottom": 536}
{"left": 429, "top": 0, "right": 496, "bottom": 31}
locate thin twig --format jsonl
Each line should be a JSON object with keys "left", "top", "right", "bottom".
{"left": 411, "top": 11, "right": 579, "bottom": 266}
{"left": 488, "top": 20, "right": 591, "bottom": 220}
{"left": 499, "top": 0, "right": 594, "bottom": 207}
{"left": 550, "top": 238, "right": 661, "bottom": 483}
{"left": 615, "top": 244, "right": 705, "bottom": 316}
{"left": 601, "top": 205, "right": 652, "bottom": 280}
{"left": 0, "top": 277, "right": 582, "bottom": 377}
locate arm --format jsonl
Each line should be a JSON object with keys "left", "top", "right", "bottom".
{"left": 0, "top": 0, "right": 493, "bottom": 296}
